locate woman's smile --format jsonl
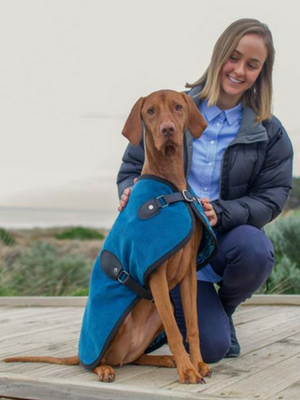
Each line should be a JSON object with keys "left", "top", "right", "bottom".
{"left": 227, "top": 75, "right": 245, "bottom": 85}
{"left": 217, "top": 33, "right": 267, "bottom": 109}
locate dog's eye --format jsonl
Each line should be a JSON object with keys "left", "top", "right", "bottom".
{"left": 175, "top": 104, "right": 183, "bottom": 111}
{"left": 147, "top": 107, "right": 155, "bottom": 115}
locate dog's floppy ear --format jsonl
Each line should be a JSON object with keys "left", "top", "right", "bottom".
{"left": 182, "top": 93, "right": 207, "bottom": 138}
{"left": 122, "top": 97, "right": 145, "bottom": 146}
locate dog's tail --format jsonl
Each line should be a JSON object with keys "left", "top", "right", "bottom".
{"left": 3, "top": 355, "right": 80, "bottom": 365}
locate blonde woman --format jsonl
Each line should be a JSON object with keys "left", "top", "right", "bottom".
{"left": 117, "top": 19, "right": 293, "bottom": 362}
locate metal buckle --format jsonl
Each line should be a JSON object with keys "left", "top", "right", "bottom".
{"left": 156, "top": 195, "right": 169, "bottom": 208}
{"left": 182, "top": 190, "right": 194, "bottom": 202}
{"left": 196, "top": 196, "right": 203, "bottom": 206}
{"left": 117, "top": 269, "right": 129, "bottom": 284}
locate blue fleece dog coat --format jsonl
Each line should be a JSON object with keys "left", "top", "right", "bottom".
{"left": 78, "top": 175, "right": 217, "bottom": 370}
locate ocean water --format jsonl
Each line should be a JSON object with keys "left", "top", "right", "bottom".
{"left": 0, "top": 206, "right": 118, "bottom": 230}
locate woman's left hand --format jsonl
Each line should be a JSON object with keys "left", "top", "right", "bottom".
{"left": 201, "top": 198, "right": 218, "bottom": 227}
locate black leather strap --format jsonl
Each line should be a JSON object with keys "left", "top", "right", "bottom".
{"left": 101, "top": 250, "right": 153, "bottom": 300}
{"left": 138, "top": 190, "right": 202, "bottom": 220}
{"left": 157, "top": 190, "right": 201, "bottom": 206}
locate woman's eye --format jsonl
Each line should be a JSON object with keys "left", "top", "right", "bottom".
{"left": 248, "top": 64, "right": 257, "bottom": 70}
{"left": 175, "top": 104, "right": 183, "bottom": 111}
{"left": 147, "top": 108, "right": 155, "bottom": 115}
{"left": 230, "top": 56, "right": 238, "bottom": 61}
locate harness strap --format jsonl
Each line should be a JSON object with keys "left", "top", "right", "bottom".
{"left": 138, "top": 189, "right": 202, "bottom": 220}
{"left": 116, "top": 269, "right": 153, "bottom": 300}
{"left": 101, "top": 250, "right": 153, "bottom": 300}
{"left": 157, "top": 189, "right": 202, "bottom": 207}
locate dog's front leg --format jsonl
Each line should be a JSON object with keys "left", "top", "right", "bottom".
{"left": 179, "top": 261, "right": 211, "bottom": 378}
{"left": 149, "top": 264, "right": 204, "bottom": 384}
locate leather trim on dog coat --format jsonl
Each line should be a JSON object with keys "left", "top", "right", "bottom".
{"left": 78, "top": 175, "right": 218, "bottom": 370}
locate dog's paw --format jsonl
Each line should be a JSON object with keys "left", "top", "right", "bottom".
{"left": 93, "top": 365, "right": 115, "bottom": 382}
{"left": 179, "top": 366, "right": 205, "bottom": 384}
{"left": 198, "top": 362, "right": 211, "bottom": 378}
{"left": 158, "top": 355, "right": 176, "bottom": 368}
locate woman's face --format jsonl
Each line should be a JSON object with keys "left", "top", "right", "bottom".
{"left": 218, "top": 33, "right": 268, "bottom": 109}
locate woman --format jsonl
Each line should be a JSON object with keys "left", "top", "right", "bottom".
{"left": 116, "top": 18, "right": 293, "bottom": 362}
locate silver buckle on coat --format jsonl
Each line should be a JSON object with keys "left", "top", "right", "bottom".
{"left": 156, "top": 195, "right": 169, "bottom": 208}
{"left": 182, "top": 190, "right": 194, "bottom": 202}
{"left": 117, "top": 269, "right": 129, "bottom": 284}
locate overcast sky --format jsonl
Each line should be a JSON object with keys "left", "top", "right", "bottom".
{"left": 0, "top": 0, "right": 299, "bottom": 212}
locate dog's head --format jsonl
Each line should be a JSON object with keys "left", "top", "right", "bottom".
{"left": 122, "top": 90, "right": 207, "bottom": 156}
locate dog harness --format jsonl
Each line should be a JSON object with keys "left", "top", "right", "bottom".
{"left": 78, "top": 175, "right": 218, "bottom": 369}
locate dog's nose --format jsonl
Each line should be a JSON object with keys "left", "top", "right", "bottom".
{"left": 160, "top": 122, "right": 176, "bottom": 135}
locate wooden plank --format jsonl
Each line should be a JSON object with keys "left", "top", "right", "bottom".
{"left": 0, "top": 306, "right": 62, "bottom": 319}
{"left": 1, "top": 304, "right": 300, "bottom": 400}
{"left": 243, "top": 295, "right": 300, "bottom": 306}
{"left": 0, "top": 308, "right": 83, "bottom": 336}
{"left": 0, "top": 374, "right": 250, "bottom": 400}
{"left": 0, "top": 330, "right": 80, "bottom": 362}
{"left": 0, "top": 297, "right": 87, "bottom": 307}
{"left": 233, "top": 305, "right": 279, "bottom": 325}
{"left": 165, "top": 332, "right": 300, "bottom": 395}
{"left": 0, "top": 314, "right": 82, "bottom": 343}
{"left": 235, "top": 308, "right": 300, "bottom": 355}
{"left": 6, "top": 329, "right": 298, "bottom": 398}
{"left": 0, "top": 338, "right": 79, "bottom": 367}
{"left": 209, "top": 353, "right": 300, "bottom": 399}
{"left": 0, "top": 295, "right": 300, "bottom": 307}
{"left": 267, "top": 382, "right": 300, "bottom": 400}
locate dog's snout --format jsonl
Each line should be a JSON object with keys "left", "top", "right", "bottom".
{"left": 160, "top": 122, "right": 176, "bottom": 135}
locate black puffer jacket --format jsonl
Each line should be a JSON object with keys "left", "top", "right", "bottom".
{"left": 117, "top": 86, "right": 293, "bottom": 232}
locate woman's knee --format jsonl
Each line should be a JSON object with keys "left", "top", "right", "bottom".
{"left": 201, "top": 335, "right": 231, "bottom": 363}
{"left": 224, "top": 225, "right": 275, "bottom": 277}
{"left": 181, "top": 324, "right": 231, "bottom": 363}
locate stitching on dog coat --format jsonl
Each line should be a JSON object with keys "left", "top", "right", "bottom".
{"left": 78, "top": 175, "right": 217, "bottom": 369}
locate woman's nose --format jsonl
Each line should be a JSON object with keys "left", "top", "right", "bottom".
{"left": 234, "top": 61, "right": 245, "bottom": 76}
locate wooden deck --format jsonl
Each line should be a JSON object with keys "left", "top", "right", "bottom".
{"left": 0, "top": 296, "right": 300, "bottom": 400}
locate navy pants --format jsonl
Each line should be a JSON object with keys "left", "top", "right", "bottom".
{"left": 170, "top": 225, "right": 275, "bottom": 363}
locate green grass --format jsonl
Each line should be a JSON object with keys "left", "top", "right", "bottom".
{"left": 260, "top": 212, "right": 300, "bottom": 294}
{"left": 0, "top": 227, "right": 103, "bottom": 296}
{"left": 55, "top": 227, "right": 105, "bottom": 241}
{"left": 0, "top": 242, "right": 92, "bottom": 296}
{"left": 0, "top": 228, "right": 15, "bottom": 245}
{"left": 1, "top": 214, "right": 300, "bottom": 297}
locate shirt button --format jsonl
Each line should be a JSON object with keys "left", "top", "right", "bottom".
{"left": 216, "top": 122, "right": 221, "bottom": 127}
{"left": 210, "top": 140, "right": 215, "bottom": 145}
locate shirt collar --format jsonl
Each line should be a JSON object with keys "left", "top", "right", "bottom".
{"left": 200, "top": 100, "right": 243, "bottom": 126}
{"left": 224, "top": 102, "right": 243, "bottom": 126}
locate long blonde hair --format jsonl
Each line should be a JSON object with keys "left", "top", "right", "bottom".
{"left": 186, "top": 19, "right": 275, "bottom": 122}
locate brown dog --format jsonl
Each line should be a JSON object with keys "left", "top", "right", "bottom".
{"left": 4, "top": 90, "right": 211, "bottom": 384}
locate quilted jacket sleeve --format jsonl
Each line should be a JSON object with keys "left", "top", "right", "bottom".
{"left": 116, "top": 139, "right": 145, "bottom": 198}
{"left": 211, "top": 123, "right": 293, "bottom": 232}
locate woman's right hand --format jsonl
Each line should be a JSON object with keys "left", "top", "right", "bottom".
{"left": 201, "top": 197, "right": 218, "bottom": 227}
{"left": 118, "top": 178, "right": 138, "bottom": 212}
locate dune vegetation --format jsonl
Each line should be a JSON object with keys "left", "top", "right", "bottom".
{"left": 0, "top": 177, "right": 299, "bottom": 296}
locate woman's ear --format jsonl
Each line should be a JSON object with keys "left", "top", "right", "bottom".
{"left": 182, "top": 93, "right": 207, "bottom": 138}
{"left": 122, "top": 97, "right": 144, "bottom": 146}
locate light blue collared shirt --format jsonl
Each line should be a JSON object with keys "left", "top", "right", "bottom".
{"left": 188, "top": 99, "right": 243, "bottom": 201}
{"left": 187, "top": 99, "right": 243, "bottom": 282}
